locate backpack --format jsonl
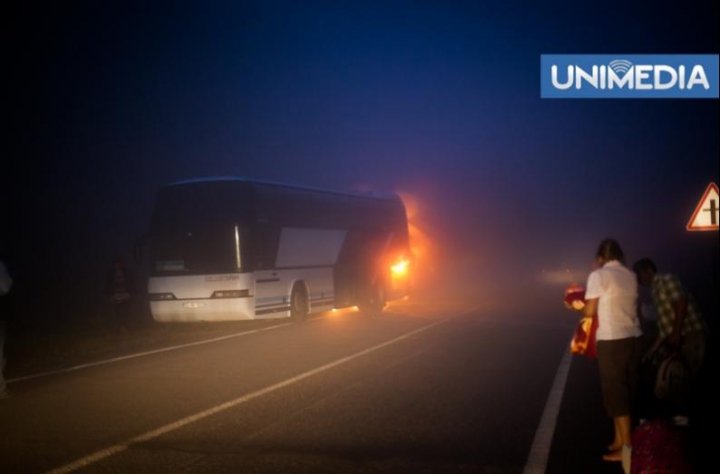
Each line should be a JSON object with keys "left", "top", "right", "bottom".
{"left": 654, "top": 352, "right": 690, "bottom": 405}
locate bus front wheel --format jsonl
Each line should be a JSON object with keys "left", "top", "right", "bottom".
{"left": 290, "top": 284, "right": 309, "bottom": 322}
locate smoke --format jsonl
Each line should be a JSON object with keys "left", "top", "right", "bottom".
{"left": 537, "top": 268, "right": 588, "bottom": 287}
{"left": 394, "top": 177, "right": 600, "bottom": 319}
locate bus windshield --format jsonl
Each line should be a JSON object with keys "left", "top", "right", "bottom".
{"left": 149, "top": 183, "right": 251, "bottom": 275}
{"left": 150, "top": 225, "right": 240, "bottom": 276}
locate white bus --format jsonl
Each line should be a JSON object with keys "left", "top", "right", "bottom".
{"left": 145, "top": 178, "right": 412, "bottom": 322}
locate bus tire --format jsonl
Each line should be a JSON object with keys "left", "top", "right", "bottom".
{"left": 359, "top": 280, "right": 385, "bottom": 315}
{"left": 290, "top": 283, "right": 309, "bottom": 322}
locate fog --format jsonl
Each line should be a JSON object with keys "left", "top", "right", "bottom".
{"left": 5, "top": 1, "right": 718, "bottom": 330}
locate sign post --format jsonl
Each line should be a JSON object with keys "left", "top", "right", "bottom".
{"left": 687, "top": 182, "right": 719, "bottom": 232}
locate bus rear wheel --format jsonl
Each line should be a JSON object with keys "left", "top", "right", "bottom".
{"left": 290, "top": 284, "right": 309, "bottom": 322}
{"left": 359, "top": 281, "right": 385, "bottom": 315}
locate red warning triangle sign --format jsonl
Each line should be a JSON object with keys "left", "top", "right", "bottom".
{"left": 687, "top": 182, "right": 719, "bottom": 231}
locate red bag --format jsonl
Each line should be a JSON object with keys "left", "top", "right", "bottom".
{"left": 564, "top": 284, "right": 598, "bottom": 358}
{"left": 564, "top": 284, "right": 586, "bottom": 311}
{"left": 631, "top": 419, "right": 693, "bottom": 473}
{"left": 570, "top": 314, "right": 598, "bottom": 358}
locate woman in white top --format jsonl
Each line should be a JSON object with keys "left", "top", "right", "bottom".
{"left": 582, "top": 239, "right": 642, "bottom": 466}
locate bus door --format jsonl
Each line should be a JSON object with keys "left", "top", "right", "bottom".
{"left": 253, "top": 269, "right": 289, "bottom": 317}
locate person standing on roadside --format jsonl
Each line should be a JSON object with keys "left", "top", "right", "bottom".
{"left": 106, "top": 258, "right": 134, "bottom": 330}
{"left": 0, "top": 258, "right": 13, "bottom": 398}
{"left": 633, "top": 258, "right": 708, "bottom": 410}
{"left": 582, "top": 239, "right": 642, "bottom": 467}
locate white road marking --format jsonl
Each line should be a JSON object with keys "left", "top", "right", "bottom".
{"left": 8, "top": 322, "right": 293, "bottom": 384}
{"left": 247, "top": 349, "right": 426, "bottom": 441}
{"left": 8, "top": 305, "right": 431, "bottom": 384}
{"left": 45, "top": 307, "right": 477, "bottom": 474}
{"left": 522, "top": 343, "right": 574, "bottom": 474}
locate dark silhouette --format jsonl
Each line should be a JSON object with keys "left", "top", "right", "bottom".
{"left": 106, "top": 259, "right": 135, "bottom": 330}
{"left": 0, "top": 259, "right": 13, "bottom": 398}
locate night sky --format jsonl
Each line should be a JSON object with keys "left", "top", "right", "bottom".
{"left": 6, "top": 1, "right": 719, "bottom": 324}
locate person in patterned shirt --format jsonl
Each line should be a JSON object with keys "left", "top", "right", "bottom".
{"left": 633, "top": 258, "right": 708, "bottom": 381}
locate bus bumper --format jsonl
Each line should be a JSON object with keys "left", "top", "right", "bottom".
{"left": 150, "top": 297, "right": 255, "bottom": 322}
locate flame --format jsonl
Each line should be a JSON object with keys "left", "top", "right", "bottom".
{"left": 396, "top": 191, "right": 436, "bottom": 280}
{"left": 391, "top": 259, "right": 410, "bottom": 276}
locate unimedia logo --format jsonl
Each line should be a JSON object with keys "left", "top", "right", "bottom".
{"left": 541, "top": 55, "right": 719, "bottom": 99}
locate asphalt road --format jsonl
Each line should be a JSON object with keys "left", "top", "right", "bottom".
{"left": 0, "top": 300, "right": 648, "bottom": 473}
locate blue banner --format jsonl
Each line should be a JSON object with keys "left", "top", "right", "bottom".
{"left": 541, "top": 55, "right": 719, "bottom": 99}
